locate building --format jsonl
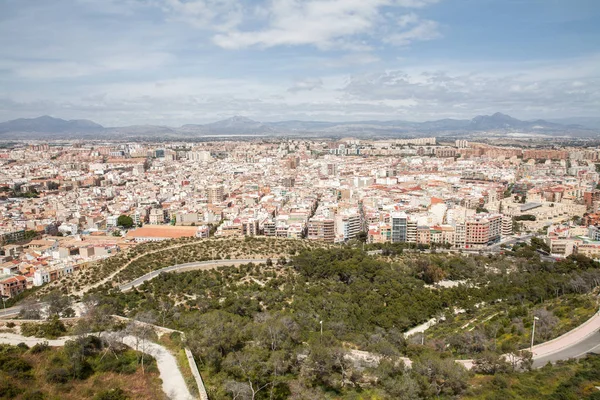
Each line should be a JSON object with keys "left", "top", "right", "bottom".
{"left": 207, "top": 185, "right": 225, "bottom": 204}
{"left": 307, "top": 216, "right": 335, "bottom": 243}
{"left": 501, "top": 215, "right": 513, "bottom": 237}
{"left": 588, "top": 225, "right": 600, "bottom": 241}
{"left": 149, "top": 208, "right": 166, "bottom": 225}
{"left": 391, "top": 212, "right": 408, "bottom": 243}
{"left": 435, "top": 148, "right": 457, "bottom": 158}
{"left": 335, "top": 213, "right": 362, "bottom": 242}
{"left": 0, "top": 229, "right": 25, "bottom": 245}
{"left": 464, "top": 214, "right": 502, "bottom": 248}
{"left": 0, "top": 275, "right": 27, "bottom": 298}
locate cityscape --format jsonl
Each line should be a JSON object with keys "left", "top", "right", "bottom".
{"left": 1, "top": 0, "right": 600, "bottom": 399}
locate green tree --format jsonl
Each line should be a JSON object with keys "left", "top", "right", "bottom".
{"left": 117, "top": 215, "right": 134, "bottom": 229}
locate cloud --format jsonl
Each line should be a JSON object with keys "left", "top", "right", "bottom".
{"left": 160, "top": 0, "right": 244, "bottom": 32}
{"left": 386, "top": 15, "right": 441, "bottom": 45}
{"left": 341, "top": 58, "right": 600, "bottom": 119}
{"left": 160, "top": 0, "right": 443, "bottom": 50}
{"left": 287, "top": 78, "right": 324, "bottom": 93}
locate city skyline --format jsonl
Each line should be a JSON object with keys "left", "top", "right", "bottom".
{"left": 1, "top": 0, "right": 599, "bottom": 126}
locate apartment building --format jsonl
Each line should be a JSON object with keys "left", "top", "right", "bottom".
{"left": 464, "top": 214, "right": 502, "bottom": 248}
{"left": 307, "top": 215, "right": 335, "bottom": 243}
{"left": 0, "top": 274, "right": 27, "bottom": 298}
{"left": 391, "top": 212, "right": 408, "bottom": 243}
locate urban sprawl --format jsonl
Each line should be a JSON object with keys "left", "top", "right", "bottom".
{"left": 2, "top": 137, "right": 600, "bottom": 299}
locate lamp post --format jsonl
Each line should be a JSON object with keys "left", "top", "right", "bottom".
{"left": 531, "top": 316, "right": 540, "bottom": 351}
{"left": 319, "top": 320, "right": 323, "bottom": 339}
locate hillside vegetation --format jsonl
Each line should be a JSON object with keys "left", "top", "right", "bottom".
{"left": 82, "top": 245, "right": 600, "bottom": 399}
{"left": 0, "top": 337, "right": 163, "bottom": 400}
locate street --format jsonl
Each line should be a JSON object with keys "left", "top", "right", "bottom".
{"left": 533, "top": 330, "right": 600, "bottom": 367}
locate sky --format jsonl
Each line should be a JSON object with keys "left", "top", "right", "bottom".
{"left": 0, "top": 0, "right": 599, "bottom": 126}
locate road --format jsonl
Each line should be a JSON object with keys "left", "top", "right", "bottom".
{"left": 533, "top": 330, "right": 600, "bottom": 367}
{"left": 0, "top": 304, "right": 22, "bottom": 317}
{"left": 119, "top": 258, "right": 268, "bottom": 291}
{"left": 0, "top": 332, "right": 194, "bottom": 400}
{"left": 72, "top": 240, "right": 215, "bottom": 297}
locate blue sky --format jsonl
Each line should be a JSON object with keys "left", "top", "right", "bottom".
{"left": 0, "top": 0, "right": 598, "bottom": 126}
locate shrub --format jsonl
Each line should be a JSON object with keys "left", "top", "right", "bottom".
{"left": 0, "top": 357, "right": 33, "bottom": 379}
{"left": 93, "top": 350, "right": 138, "bottom": 374}
{"left": 22, "top": 390, "right": 46, "bottom": 400}
{"left": 93, "top": 388, "right": 130, "bottom": 400}
{"left": 0, "top": 381, "right": 23, "bottom": 398}
{"left": 46, "top": 367, "right": 70, "bottom": 384}
{"left": 30, "top": 342, "right": 50, "bottom": 354}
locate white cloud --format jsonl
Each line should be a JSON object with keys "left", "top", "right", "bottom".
{"left": 386, "top": 16, "right": 441, "bottom": 45}
{"left": 287, "top": 78, "right": 324, "bottom": 93}
{"left": 159, "top": 0, "right": 443, "bottom": 50}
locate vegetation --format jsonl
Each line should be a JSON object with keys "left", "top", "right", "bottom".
{"left": 464, "top": 354, "right": 600, "bottom": 399}
{"left": 117, "top": 215, "right": 134, "bottom": 229}
{"left": 35, "top": 236, "right": 330, "bottom": 297}
{"left": 0, "top": 336, "right": 162, "bottom": 400}
{"left": 78, "top": 244, "right": 600, "bottom": 399}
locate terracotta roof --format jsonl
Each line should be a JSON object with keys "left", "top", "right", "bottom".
{"left": 126, "top": 226, "right": 199, "bottom": 239}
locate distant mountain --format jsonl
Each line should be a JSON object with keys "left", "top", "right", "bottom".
{"left": 0, "top": 113, "right": 596, "bottom": 139}
{"left": 181, "top": 116, "right": 276, "bottom": 135}
{"left": 547, "top": 117, "right": 600, "bottom": 130}
{"left": 0, "top": 115, "right": 103, "bottom": 134}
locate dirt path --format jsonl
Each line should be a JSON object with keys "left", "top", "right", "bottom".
{"left": 0, "top": 332, "right": 194, "bottom": 400}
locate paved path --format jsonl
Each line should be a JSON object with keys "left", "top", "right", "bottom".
{"left": 119, "top": 258, "right": 268, "bottom": 291}
{"left": 0, "top": 332, "right": 194, "bottom": 400}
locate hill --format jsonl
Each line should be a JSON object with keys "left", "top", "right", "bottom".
{"left": 0, "top": 113, "right": 595, "bottom": 139}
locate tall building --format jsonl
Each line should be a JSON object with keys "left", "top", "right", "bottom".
{"left": 335, "top": 213, "right": 362, "bottom": 241}
{"left": 307, "top": 216, "right": 335, "bottom": 243}
{"left": 391, "top": 212, "right": 408, "bottom": 243}
{"left": 465, "top": 214, "right": 502, "bottom": 248}
{"left": 207, "top": 185, "right": 224, "bottom": 204}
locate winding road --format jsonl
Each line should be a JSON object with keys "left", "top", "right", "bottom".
{"left": 119, "top": 258, "right": 268, "bottom": 291}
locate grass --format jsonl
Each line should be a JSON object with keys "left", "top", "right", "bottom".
{"left": 425, "top": 294, "right": 598, "bottom": 357}
{"left": 0, "top": 344, "right": 165, "bottom": 400}
{"left": 462, "top": 354, "right": 600, "bottom": 400}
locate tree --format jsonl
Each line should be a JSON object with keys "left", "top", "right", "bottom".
{"left": 224, "top": 348, "right": 272, "bottom": 400}
{"left": 19, "top": 299, "right": 42, "bottom": 320}
{"left": 356, "top": 231, "right": 368, "bottom": 243}
{"left": 117, "top": 215, "right": 134, "bottom": 229}
{"left": 44, "top": 291, "right": 73, "bottom": 318}
{"left": 473, "top": 351, "right": 511, "bottom": 374}
{"left": 412, "top": 353, "right": 470, "bottom": 397}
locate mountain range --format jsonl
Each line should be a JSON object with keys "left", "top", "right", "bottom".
{"left": 0, "top": 113, "right": 597, "bottom": 139}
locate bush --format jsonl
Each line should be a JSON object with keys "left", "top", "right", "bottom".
{"left": 22, "top": 390, "right": 46, "bottom": 400}
{"left": 93, "top": 350, "right": 138, "bottom": 374}
{"left": 30, "top": 342, "right": 50, "bottom": 354}
{"left": 21, "top": 317, "right": 67, "bottom": 339}
{"left": 0, "top": 357, "right": 33, "bottom": 379}
{"left": 0, "top": 381, "right": 23, "bottom": 398}
{"left": 45, "top": 367, "right": 70, "bottom": 384}
{"left": 93, "top": 388, "right": 130, "bottom": 400}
